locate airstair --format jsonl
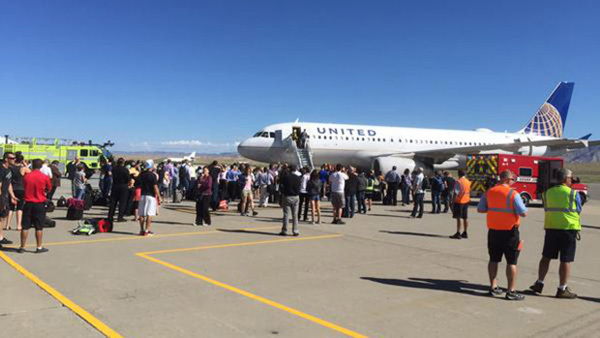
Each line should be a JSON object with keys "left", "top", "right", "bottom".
{"left": 296, "top": 147, "right": 314, "bottom": 170}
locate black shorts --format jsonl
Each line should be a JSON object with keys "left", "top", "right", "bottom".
{"left": 542, "top": 229, "right": 578, "bottom": 263}
{"left": 488, "top": 228, "right": 521, "bottom": 264}
{"left": 452, "top": 203, "right": 468, "bottom": 219}
{"left": 0, "top": 195, "right": 9, "bottom": 217}
{"left": 22, "top": 202, "right": 46, "bottom": 231}
{"left": 10, "top": 190, "right": 25, "bottom": 211}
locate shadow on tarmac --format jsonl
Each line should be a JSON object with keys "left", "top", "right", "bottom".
{"left": 368, "top": 213, "right": 412, "bottom": 219}
{"left": 361, "top": 277, "right": 491, "bottom": 297}
{"left": 582, "top": 224, "right": 600, "bottom": 230}
{"left": 380, "top": 230, "right": 447, "bottom": 238}
{"left": 218, "top": 229, "right": 282, "bottom": 236}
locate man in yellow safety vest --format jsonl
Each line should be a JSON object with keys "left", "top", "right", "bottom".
{"left": 529, "top": 168, "right": 582, "bottom": 299}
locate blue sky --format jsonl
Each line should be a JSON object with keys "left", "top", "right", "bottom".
{"left": 1, "top": 1, "right": 598, "bottom": 153}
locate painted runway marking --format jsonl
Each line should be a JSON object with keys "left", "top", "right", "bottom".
{"left": 5, "top": 225, "right": 280, "bottom": 248}
{"left": 0, "top": 251, "right": 122, "bottom": 337}
{"left": 137, "top": 234, "right": 367, "bottom": 337}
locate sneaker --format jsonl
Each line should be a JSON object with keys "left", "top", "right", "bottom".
{"left": 505, "top": 290, "right": 525, "bottom": 301}
{"left": 252, "top": 211, "right": 258, "bottom": 216}
{"left": 139, "top": 230, "right": 145, "bottom": 236}
{"left": 337, "top": 220, "right": 346, "bottom": 225}
{"left": 116, "top": 218, "right": 126, "bottom": 223}
{"left": 293, "top": 233, "right": 299, "bottom": 237}
{"left": 556, "top": 287, "right": 577, "bottom": 299}
{"left": 331, "top": 219, "right": 339, "bottom": 224}
{"left": 449, "top": 233, "right": 462, "bottom": 239}
{"left": 488, "top": 286, "right": 503, "bottom": 296}
{"left": 144, "top": 231, "right": 155, "bottom": 237}
{"left": 461, "top": 232, "right": 468, "bottom": 239}
{"left": 35, "top": 247, "right": 49, "bottom": 254}
{"left": 278, "top": 231, "right": 287, "bottom": 236}
{"left": 16, "top": 247, "right": 25, "bottom": 254}
{"left": 529, "top": 281, "right": 544, "bottom": 294}
{"left": 0, "top": 237, "right": 13, "bottom": 245}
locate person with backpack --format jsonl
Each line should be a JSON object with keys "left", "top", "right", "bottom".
{"left": 430, "top": 171, "right": 444, "bottom": 213}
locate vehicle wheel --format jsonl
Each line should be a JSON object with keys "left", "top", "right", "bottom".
{"left": 520, "top": 193, "right": 530, "bottom": 207}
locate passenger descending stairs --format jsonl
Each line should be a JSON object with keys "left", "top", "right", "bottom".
{"left": 296, "top": 148, "right": 314, "bottom": 170}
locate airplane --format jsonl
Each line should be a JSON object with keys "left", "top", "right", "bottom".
{"left": 164, "top": 152, "right": 196, "bottom": 163}
{"left": 237, "top": 82, "right": 599, "bottom": 174}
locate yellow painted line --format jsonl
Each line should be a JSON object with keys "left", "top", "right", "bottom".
{"left": 138, "top": 234, "right": 342, "bottom": 256}
{"left": 4, "top": 226, "right": 281, "bottom": 249}
{"left": 0, "top": 251, "right": 122, "bottom": 337}
{"left": 136, "top": 235, "right": 365, "bottom": 337}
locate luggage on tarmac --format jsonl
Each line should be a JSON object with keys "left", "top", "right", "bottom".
{"left": 43, "top": 216, "right": 56, "bottom": 228}
{"left": 83, "top": 184, "right": 94, "bottom": 210}
{"left": 57, "top": 196, "right": 67, "bottom": 208}
{"left": 71, "top": 218, "right": 112, "bottom": 235}
{"left": 67, "top": 198, "right": 85, "bottom": 220}
{"left": 218, "top": 199, "right": 228, "bottom": 211}
{"left": 45, "top": 201, "right": 55, "bottom": 213}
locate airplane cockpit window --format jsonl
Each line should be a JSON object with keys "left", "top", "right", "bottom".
{"left": 269, "top": 132, "right": 275, "bottom": 138}
{"left": 261, "top": 132, "right": 269, "bottom": 138}
{"left": 253, "top": 132, "right": 262, "bottom": 137}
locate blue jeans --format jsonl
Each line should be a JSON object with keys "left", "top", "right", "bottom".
{"left": 357, "top": 191, "right": 366, "bottom": 213}
{"left": 344, "top": 194, "right": 356, "bottom": 218}
{"left": 431, "top": 191, "right": 441, "bottom": 213}
{"left": 74, "top": 187, "right": 85, "bottom": 200}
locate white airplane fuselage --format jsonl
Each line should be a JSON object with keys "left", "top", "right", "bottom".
{"left": 237, "top": 122, "right": 558, "bottom": 171}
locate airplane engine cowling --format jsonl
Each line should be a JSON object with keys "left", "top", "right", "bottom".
{"left": 372, "top": 157, "right": 426, "bottom": 176}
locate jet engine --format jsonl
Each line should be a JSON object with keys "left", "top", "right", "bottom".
{"left": 372, "top": 157, "right": 428, "bottom": 175}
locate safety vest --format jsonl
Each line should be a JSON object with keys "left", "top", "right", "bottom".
{"left": 485, "top": 184, "right": 520, "bottom": 230}
{"left": 454, "top": 177, "right": 471, "bottom": 204}
{"left": 543, "top": 185, "right": 581, "bottom": 231}
{"left": 366, "top": 178, "right": 375, "bottom": 192}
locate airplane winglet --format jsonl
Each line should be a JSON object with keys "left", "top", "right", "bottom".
{"left": 579, "top": 133, "right": 592, "bottom": 140}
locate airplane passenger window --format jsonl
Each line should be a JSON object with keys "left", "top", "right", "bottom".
{"left": 346, "top": 137, "right": 349, "bottom": 140}
{"left": 362, "top": 137, "right": 365, "bottom": 141}
{"left": 383, "top": 138, "right": 386, "bottom": 142}
{"left": 329, "top": 136, "right": 333, "bottom": 140}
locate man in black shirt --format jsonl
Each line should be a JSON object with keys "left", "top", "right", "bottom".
{"left": 0, "top": 153, "right": 17, "bottom": 246}
{"left": 108, "top": 158, "right": 131, "bottom": 223}
{"left": 344, "top": 168, "right": 358, "bottom": 218}
{"left": 442, "top": 171, "right": 456, "bottom": 213}
{"left": 136, "top": 160, "right": 160, "bottom": 236}
{"left": 279, "top": 165, "right": 301, "bottom": 236}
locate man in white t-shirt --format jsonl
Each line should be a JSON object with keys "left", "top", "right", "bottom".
{"left": 329, "top": 164, "right": 349, "bottom": 224}
{"left": 40, "top": 160, "right": 52, "bottom": 179}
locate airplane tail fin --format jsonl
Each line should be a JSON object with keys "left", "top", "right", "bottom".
{"left": 189, "top": 152, "right": 196, "bottom": 159}
{"left": 518, "top": 82, "right": 574, "bottom": 138}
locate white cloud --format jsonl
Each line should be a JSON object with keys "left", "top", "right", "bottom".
{"left": 122, "top": 139, "right": 240, "bottom": 153}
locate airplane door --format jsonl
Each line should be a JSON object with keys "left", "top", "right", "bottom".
{"left": 274, "top": 130, "right": 283, "bottom": 146}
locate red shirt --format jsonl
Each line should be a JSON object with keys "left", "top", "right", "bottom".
{"left": 24, "top": 170, "right": 51, "bottom": 203}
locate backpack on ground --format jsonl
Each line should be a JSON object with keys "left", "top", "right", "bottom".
{"left": 71, "top": 219, "right": 96, "bottom": 236}
{"left": 45, "top": 201, "right": 55, "bottom": 213}
{"left": 67, "top": 198, "right": 85, "bottom": 220}
{"left": 57, "top": 196, "right": 67, "bottom": 208}
{"left": 43, "top": 216, "right": 56, "bottom": 228}
{"left": 218, "top": 199, "right": 228, "bottom": 211}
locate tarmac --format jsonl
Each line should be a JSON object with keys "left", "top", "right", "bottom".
{"left": 1, "top": 182, "right": 600, "bottom": 337}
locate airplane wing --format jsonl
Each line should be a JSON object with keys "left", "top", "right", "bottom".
{"left": 376, "top": 138, "right": 600, "bottom": 164}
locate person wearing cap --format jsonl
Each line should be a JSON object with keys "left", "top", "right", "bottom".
{"left": 529, "top": 168, "right": 582, "bottom": 299}
{"left": 450, "top": 169, "right": 471, "bottom": 239}
{"left": 136, "top": 160, "right": 160, "bottom": 236}
{"left": 478, "top": 170, "right": 527, "bottom": 300}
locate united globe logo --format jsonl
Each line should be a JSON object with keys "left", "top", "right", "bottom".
{"left": 523, "top": 102, "right": 563, "bottom": 138}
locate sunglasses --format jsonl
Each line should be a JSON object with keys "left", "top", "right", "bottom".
{"left": 7, "top": 157, "right": 16, "bottom": 160}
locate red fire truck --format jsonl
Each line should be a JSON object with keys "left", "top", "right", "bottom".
{"left": 466, "top": 154, "right": 588, "bottom": 206}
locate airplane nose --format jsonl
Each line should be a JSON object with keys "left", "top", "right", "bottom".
{"left": 237, "top": 139, "right": 250, "bottom": 157}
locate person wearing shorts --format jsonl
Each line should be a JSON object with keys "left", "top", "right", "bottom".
{"left": 0, "top": 153, "right": 17, "bottom": 246}
{"left": 136, "top": 160, "right": 160, "bottom": 236}
{"left": 530, "top": 168, "right": 582, "bottom": 299}
{"left": 18, "top": 159, "right": 51, "bottom": 254}
{"left": 478, "top": 170, "right": 528, "bottom": 300}
{"left": 450, "top": 170, "right": 471, "bottom": 239}
{"left": 329, "top": 164, "right": 348, "bottom": 224}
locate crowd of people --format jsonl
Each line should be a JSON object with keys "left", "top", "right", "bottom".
{"left": 0, "top": 154, "right": 585, "bottom": 301}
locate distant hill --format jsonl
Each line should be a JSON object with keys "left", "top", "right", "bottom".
{"left": 563, "top": 145, "right": 600, "bottom": 163}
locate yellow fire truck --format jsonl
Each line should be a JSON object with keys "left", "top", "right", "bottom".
{"left": 0, "top": 136, "right": 113, "bottom": 172}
